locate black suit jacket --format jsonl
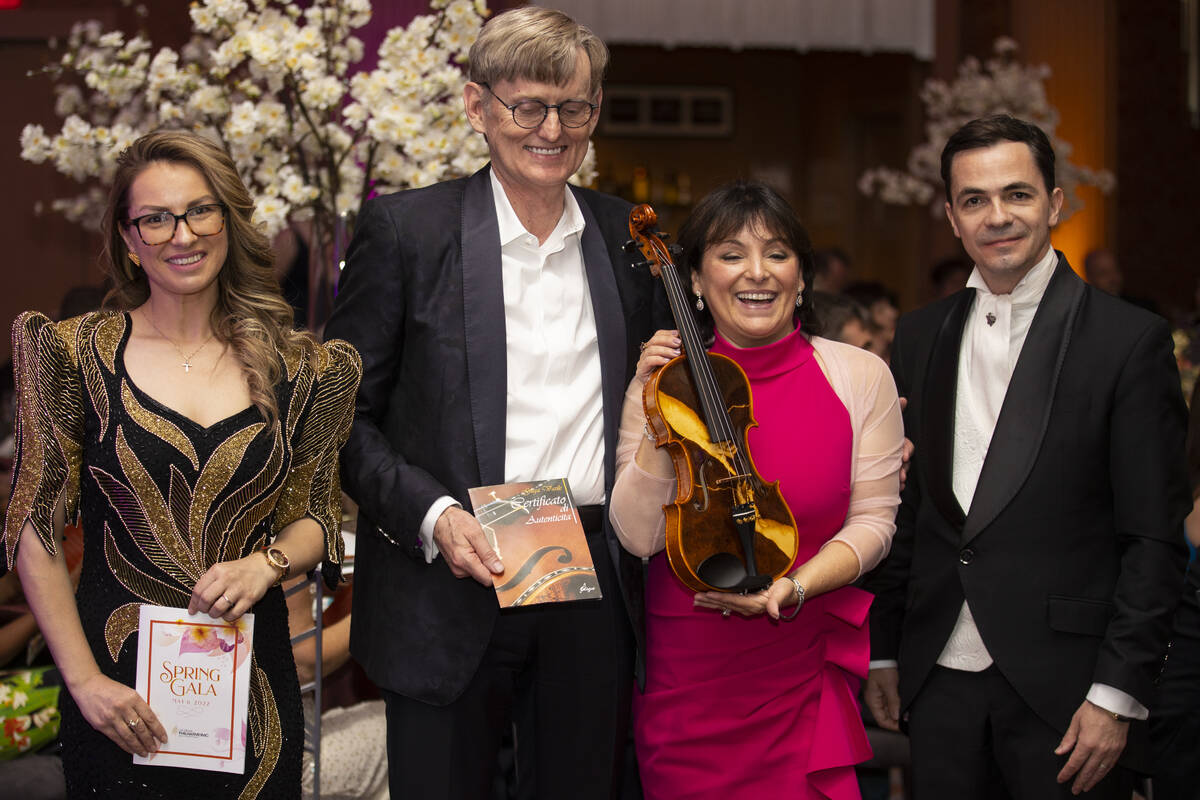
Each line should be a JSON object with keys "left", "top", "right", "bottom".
{"left": 865, "top": 254, "right": 1190, "bottom": 769}
{"left": 324, "top": 167, "right": 660, "bottom": 704}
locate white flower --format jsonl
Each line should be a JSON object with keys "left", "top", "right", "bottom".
{"left": 253, "top": 194, "right": 289, "bottom": 237}
{"left": 861, "top": 36, "right": 1113, "bottom": 217}
{"left": 299, "top": 75, "right": 343, "bottom": 110}
{"left": 20, "top": 125, "right": 51, "bottom": 163}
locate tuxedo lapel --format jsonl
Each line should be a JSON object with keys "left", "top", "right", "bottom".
{"left": 922, "top": 290, "right": 973, "bottom": 530}
{"left": 962, "top": 255, "right": 1085, "bottom": 543}
{"left": 572, "top": 188, "right": 626, "bottom": 494}
{"left": 460, "top": 167, "right": 508, "bottom": 488}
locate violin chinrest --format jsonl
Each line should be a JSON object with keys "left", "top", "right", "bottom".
{"left": 696, "top": 552, "right": 772, "bottom": 593}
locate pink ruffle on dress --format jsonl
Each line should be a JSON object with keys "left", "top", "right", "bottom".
{"left": 612, "top": 327, "right": 903, "bottom": 800}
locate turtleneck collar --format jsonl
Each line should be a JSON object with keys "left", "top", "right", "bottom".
{"left": 709, "top": 324, "right": 812, "bottom": 380}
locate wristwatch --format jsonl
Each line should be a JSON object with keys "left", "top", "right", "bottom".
{"left": 261, "top": 545, "right": 290, "bottom": 586}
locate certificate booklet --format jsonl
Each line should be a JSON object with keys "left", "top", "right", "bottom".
{"left": 468, "top": 478, "right": 603, "bottom": 608}
{"left": 133, "top": 605, "right": 254, "bottom": 773}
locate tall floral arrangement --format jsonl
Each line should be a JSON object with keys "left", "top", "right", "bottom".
{"left": 19, "top": 0, "right": 598, "bottom": 324}
{"left": 858, "top": 37, "right": 1114, "bottom": 218}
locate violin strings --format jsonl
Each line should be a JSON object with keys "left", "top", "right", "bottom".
{"left": 652, "top": 238, "right": 748, "bottom": 474}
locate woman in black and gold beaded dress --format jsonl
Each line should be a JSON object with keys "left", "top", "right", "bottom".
{"left": 2, "top": 130, "right": 361, "bottom": 798}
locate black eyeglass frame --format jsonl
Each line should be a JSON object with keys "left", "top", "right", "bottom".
{"left": 125, "top": 203, "right": 228, "bottom": 246}
{"left": 480, "top": 82, "right": 599, "bottom": 129}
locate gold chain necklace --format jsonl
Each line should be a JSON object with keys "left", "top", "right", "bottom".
{"left": 140, "top": 309, "right": 215, "bottom": 373}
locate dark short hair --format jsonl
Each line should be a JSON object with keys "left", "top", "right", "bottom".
{"left": 675, "top": 180, "right": 818, "bottom": 340}
{"left": 940, "top": 114, "right": 1056, "bottom": 198}
{"left": 843, "top": 281, "right": 899, "bottom": 312}
{"left": 930, "top": 256, "right": 972, "bottom": 287}
{"left": 809, "top": 291, "right": 867, "bottom": 342}
{"left": 813, "top": 247, "right": 851, "bottom": 278}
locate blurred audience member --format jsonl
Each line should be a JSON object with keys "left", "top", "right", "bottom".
{"left": 845, "top": 281, "right": 900, "bottom": 362}
{"left": 1148, "top": 379, "right": 1200, "bottom": 798}
{"left": 813, "top": 247, "right": 853, "bottom": 293}
{"left": 1084, "top": 248, "right": 1161, "bottom": 316}
{"left": 1084, "top": 249, "right": 1123, "bottom": 297}
{"left": 55, "top": 285, "right": 107, "bottom": 322}
{"left": 286, "top": 576, "right": 388, "bottom": 800}
{"left": 930, "top": 257, "right": 971, "bottom": 300}
{"left": 811, "top": 291, "right": 872, "bottom": 350}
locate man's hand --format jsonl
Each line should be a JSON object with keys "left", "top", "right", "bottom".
{"left": 1054, "top": 700, "right": 1128, "bottom": 794}
{"left": 433, "top": 506, "right": 503, "bottom": 586}
{"left": 864, "top": 666, "right": 902, "bottom": 732}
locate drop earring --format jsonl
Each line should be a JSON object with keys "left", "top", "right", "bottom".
{"left": 795, "top": 291, "right": 803, "bottom": 308}
{"left": 694, "top": 292, "right": 704, "bottom": 311}
{"left": 128, "top": 252, "right": 141, "bottom": 267}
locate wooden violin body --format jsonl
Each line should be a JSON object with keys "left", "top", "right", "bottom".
{"left": 628, "top": 204, "right": 799, "bottom": 594}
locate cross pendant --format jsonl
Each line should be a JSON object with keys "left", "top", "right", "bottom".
{"left": 182, "top": 360, "right": 192, "bottom": 373}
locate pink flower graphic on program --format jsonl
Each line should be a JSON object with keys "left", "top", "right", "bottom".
{"left": 178, "top": 624, "right": 220, "bottom": 656}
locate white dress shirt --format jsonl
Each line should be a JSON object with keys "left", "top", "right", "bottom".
{"left": 418, "top": 171, "right": 605, "bottom": 561}
{"left": 932, "top": 245, "right": 1146, "bottom": 719}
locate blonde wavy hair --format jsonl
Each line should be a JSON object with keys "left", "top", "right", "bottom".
{"left": 101, "top": 129, "right": 316, "bottom": 427}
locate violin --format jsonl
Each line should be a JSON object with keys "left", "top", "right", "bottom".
{"left": 627, "top": 205, "right": 799, "bottom": 593}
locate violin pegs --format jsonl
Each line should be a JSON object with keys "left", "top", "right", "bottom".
{"left": 667, "top": 244, "right": 683, "bottom": 258}
{"left": 631, "top": 259, "right": 651, "bottom": 270}
{"left": 657, "top": 232, "right": 670, "bottom": 241}
{"left": 622, "top": 239, "right": 639, "bottom": 253}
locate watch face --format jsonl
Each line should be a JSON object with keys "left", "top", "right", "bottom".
{"left": 267, "top": 547, "right": 289, "bottom": 570}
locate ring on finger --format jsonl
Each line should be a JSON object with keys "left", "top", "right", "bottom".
{"left": 127, "top": 717, "right": 140, "bottom": 730}
{"left": 221, "top": 594, "right": 233, "bottom": 606}
{"left": 722, "top": 608, "right": 732, "bottom": 618}
{"left": 1099, "top": 763, "right": 1106, "bottom": 769}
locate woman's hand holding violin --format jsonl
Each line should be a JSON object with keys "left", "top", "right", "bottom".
{"left": 636, "top": 330, "right": 681, "bottom": 381}
{"left": 694, "top": 576, "right": 801, "bottom": 620}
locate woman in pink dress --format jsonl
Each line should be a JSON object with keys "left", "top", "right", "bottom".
{"left": 610, "top": 181, "right": 904, "bottom": 799}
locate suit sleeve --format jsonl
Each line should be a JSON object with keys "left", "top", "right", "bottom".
{"left": 323, "top": 198, "right": 455, "bottom": 554}
{"left": 863, "top": 316, "right": 920, "bottom": 661}
{"left": 1092, "top": 316, "right": 1190, "bottom": 702}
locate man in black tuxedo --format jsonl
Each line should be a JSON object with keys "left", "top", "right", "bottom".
{"left": 863, "top": 115, "right": 1190, "bottom": 798}
{"left": 323, "top": 8, "right": 659, "bottom": 798}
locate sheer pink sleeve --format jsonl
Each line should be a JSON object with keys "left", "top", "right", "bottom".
{"left": 813, "top": 338, "right": 904, "bottom": 578}
{"left": 608, "top": 374, "right": 675, "bottom": 558}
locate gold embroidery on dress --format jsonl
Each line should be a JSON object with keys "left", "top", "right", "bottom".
{"left": 240, "top": 663, "right": 282, "bottom": 800}
{"left": 104, "top": 601, "right": 143, "bottom": 663}
{"left": 77, "top": 313, "right": 117, "bottom": 441}
{"left": 189, "top": 422, "right": 266, "bottom": 560}
{"left": 101, "top": 521, "right": 188, "bottom": 630}
{"left": 284, "top": 361, "right": 314, "bottom": 442}
{"left": 3, "top": 313, "right": 83, "bottom": 566}
{"left": 93, "top": 311, "right": 124, "bottom": 375}
{"left": 112, "top": 425, "right": 201, "bottom": 583}
{"left": 281, "top": 343, "right": 302, "bottom": 385}
{"left": 121, "top": 379, "right": 201, "bottom": 471}
{"left": 205, "top": 431, "right": 285, "bottom": 567}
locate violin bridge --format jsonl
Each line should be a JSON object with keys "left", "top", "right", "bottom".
{"left": 731, "top": 503, "right": 758, "bottom": 524}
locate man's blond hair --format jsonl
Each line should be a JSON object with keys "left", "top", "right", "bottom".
{"left": 469, "top": 6, "right": 608, "bottom": 96}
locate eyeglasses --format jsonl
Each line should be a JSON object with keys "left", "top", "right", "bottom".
{"left": 126, "top": 203, "right": 227, "bottom": 246}
{"left": 481, "top": 82, "right": 598, "bottom": 129}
